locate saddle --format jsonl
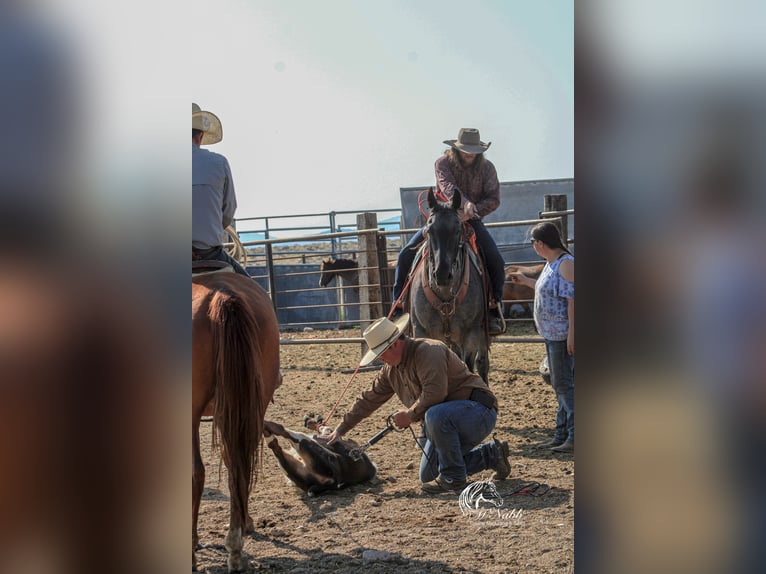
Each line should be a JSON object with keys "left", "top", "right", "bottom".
{"left": 192, "top": 260, "right": 233, "bottom": 276}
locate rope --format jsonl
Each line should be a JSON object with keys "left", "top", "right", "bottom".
{"left": 319, "top": 251, "right": 425, "bottom": 430}
{"left": 224, "top": 225, "right": 248, "bottom": 267}
{"left": 506, "top": 481, "right": 573, "bottom": 496}
{"left": 317, "top": 364, "right": 362, "bottom": 431}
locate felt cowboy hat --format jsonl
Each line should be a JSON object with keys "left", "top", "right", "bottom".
{"left": 359, "top": 314, "right": 410, "bottom": 367}
{"left": 192, "top": 102, "right": 223, "bottom": 145}
{"left": 443, "top": 127, "right": 491, "bottom": 154}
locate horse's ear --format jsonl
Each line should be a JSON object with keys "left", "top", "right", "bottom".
{"left": 427, "top": 187, "right": 437, "bottom": 210}
{"left": 451, "top": 189, "right": 461, "bottom": 210}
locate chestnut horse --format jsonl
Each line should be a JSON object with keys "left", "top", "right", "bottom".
{"left": 192, "top": 271, "right": 281, "bottom": 573}
{"left": 502, "top": 263, "right": 544, "bottom": 317}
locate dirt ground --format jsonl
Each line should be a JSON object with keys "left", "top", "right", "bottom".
{"left": 195, "top": 322, "right": 574, "bottom": 573}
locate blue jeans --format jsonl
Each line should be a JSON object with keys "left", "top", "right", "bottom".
{"left": 418, "top": 400, "right": 498, "bottom": 483}
{"left": 545, "top": 339, "right": 574, "bottom": 442}
{"left": 392, "top": 220, "right": 505, "bottom": 307}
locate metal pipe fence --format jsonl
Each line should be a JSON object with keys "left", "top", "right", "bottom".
{"left": 231, "top": 214, "right": 572, "bottom": 344}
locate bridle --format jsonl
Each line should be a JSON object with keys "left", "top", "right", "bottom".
{"left": 419, "top": 213, "right": 472, "bottom": 342}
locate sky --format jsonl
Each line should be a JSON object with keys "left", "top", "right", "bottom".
{"left": 192, "top": 0, "right": 573, "bottom": 221}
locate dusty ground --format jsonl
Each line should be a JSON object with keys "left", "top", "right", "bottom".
{"left": 195, "top": 322, "right": 574, "bottom": 573}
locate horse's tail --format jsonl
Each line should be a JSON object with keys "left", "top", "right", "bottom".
{"left": 208, "top": 287, "right": 264, "bottom": 528}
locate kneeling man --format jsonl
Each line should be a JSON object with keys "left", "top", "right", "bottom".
{"left": 321, "top": 314, "right": 511, "bottom": 493}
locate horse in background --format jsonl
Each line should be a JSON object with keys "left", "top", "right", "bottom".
{"left": 318, "top": 257, "right": 359, "bottom": 289}
{"left": 192, "top": 271, "right": 281, "bottom": 573}
{"left": 502, "top": 263, "right": 544, "bottom": 318}
{"left": 319, "top": 256, "right": 395, "bottom": 309}
{"left": 408, "top": 188, "right": 490, "bottom": 381}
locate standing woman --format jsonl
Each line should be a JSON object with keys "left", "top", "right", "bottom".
{"left": 509, "top": 221, "right": 574, "bottom": 453}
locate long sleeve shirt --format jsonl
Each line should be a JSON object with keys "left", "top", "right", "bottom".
{"left": 192, "top": 144, "right": 237, "bottom": 249}
{"left": 434, "top": 154, "right": 500, "bottom": 218}
{"left": 335, "top": 337, "right": 496, "bottom": 435}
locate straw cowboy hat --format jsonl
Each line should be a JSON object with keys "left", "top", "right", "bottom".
{"left": 359, "top": 314, "right": 410, "bottom": 367}
{"left": 192, "top": 102, "right": 223, "bottom": 145}
{"left": 443, "top": 127, "right": 491, "bottom": 154}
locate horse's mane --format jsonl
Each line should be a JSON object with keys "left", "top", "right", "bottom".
{"left": 320, "top": 257, "right": 358, "bottom": 270}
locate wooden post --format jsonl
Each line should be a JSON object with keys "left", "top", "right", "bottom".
{"left": 377, "top": 233, "right": 392, "bottom": 309}
{"left": 543, "top": 194, "right": 568, "bottom": 247}
{"left": 357, "top": 213, "right": 383, "bottom": 359}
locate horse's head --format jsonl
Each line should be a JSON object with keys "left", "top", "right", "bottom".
{"left": 319, "top": 257, "right": 359, "bottom": 287}
{"left": 425, "top": 188, "right": 464, "bottom": 287}
{"left": 318, "top": 258, "right": 337, "bottom": 287}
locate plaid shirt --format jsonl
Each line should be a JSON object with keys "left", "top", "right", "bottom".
{"left": 434, "top": 154, "right": 500, "bottom": 218}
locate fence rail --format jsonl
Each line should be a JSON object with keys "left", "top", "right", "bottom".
{"left": 227, "top": 196, "right": 572, "bottom": 353}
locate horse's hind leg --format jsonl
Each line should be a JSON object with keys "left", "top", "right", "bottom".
{"left": 225, "top": 492, "right": 248, "bottom": 573}
{"left": 224, "top": 456, "right": 249, "bottom": 572}
{"left": 476, "top": 350, "right": 490, "bottom": 384}
{"left": 192, "top": 420, "right": 204, "bottom": 572}
{"left": 225, "top": 524, "right": 245, "bottom": 573}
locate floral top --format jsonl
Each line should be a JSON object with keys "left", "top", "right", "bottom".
{"left": 534, "top": 254, "right": 574, "bottom": 341}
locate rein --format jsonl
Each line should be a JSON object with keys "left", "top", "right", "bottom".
{"left": 420, "top": 242, "right": 471, "bottom": 317}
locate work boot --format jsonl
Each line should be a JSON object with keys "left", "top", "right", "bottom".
{"left": 534, "top": 437, "right": 565, "bottom": 450}
{"left": 488, "top": 306, "right": 505, "bottom": 335}
{"left": 421, "top": 476, "right": 467, "bottom": 494}
{"left": 551, "top": 440, "right": 574, "bottom": 453}
{"left": 492, "top": 438, "right": 511, "bottom": 481}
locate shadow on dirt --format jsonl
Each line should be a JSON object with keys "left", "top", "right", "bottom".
{"left": 196, "top": 540, "right": 479, "bottom": 573}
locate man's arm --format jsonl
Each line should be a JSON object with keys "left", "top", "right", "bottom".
{"left": 323, "top": 374, "right": 395, "bottom": 444}
{"left": 221, "top": 157, "right": 237, "bottom": 229}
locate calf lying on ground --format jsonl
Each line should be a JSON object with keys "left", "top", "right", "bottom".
{"left": 263, "top": 420, "right": 377, "bottom": 496}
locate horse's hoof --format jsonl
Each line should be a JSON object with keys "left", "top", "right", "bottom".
{"left": 227, "top": 555, "right": 248, "bottom": 573}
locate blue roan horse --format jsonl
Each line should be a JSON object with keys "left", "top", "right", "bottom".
{"left": 409, "top": 188, "right": 490, "bottom": 381}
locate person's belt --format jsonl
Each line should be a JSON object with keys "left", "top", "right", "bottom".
{"left": 469, "top": 388, "right": 497, "bottom": 411}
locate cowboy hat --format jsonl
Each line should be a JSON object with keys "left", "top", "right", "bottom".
{"left": 443, "top": 127, "right": 491, "bottom": 154}
{"left": 192, "top": 102, "right": 223, "bottom": 145}
{"left": 359, "top": 314, "right": 410, "bottom": 367}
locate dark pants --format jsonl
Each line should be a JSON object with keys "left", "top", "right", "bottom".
{"left": 392, "top": 220, "right": 505, "bottom": 307}
{"left": 193, "top": 246, "right": 250, "bottom": 277}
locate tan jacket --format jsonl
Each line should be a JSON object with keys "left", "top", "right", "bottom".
{"left": 336, "top": 337, "right": 496, "bottom": 435}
